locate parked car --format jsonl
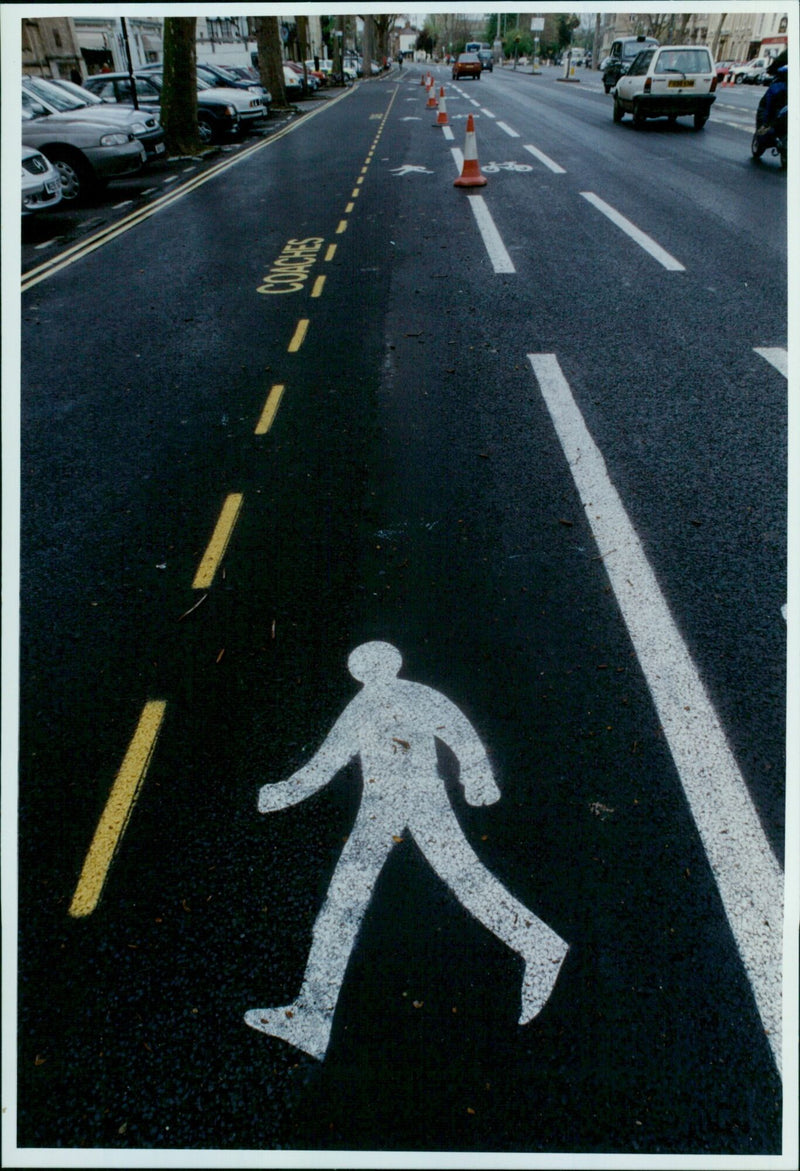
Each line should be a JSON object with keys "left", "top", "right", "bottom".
{"left": 452, "top": 53, "right": 482, "bottom": 80}
{"left": 730, "top": 57, "right": 772, "bottom": 84}
{"left": 21, "top": 77, "right": 146, "bottom": 202}
{"left": 284, "top": 60, "right": 319, "bottom": 92}
{"left": 196, "top": 61, "right": 270, "bottom": 105}
{"left": 477, "top": 49, "right": 493, "bottom": 72}
{"left": 602, "top": 35, "right": 660, "bottom": 92}
{"left": 21, "top": 145, "right": 62, "bottom": 215}
{"left": 84, "top": 70, "right": 265, "bottom": 143}
{"left": 714, "top": 60, "right": 736, "bottom": 82}
{"left": 282, "top": 65, "right": 304, "bottom": 97}
{"left": 613, "top": 44, "right": 717, "bottom": 129}
{"left": 41, "top": 76, "right": 166, "bottom": 158}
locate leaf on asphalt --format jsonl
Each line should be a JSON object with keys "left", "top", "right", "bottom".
{"left": 467, "top": 1107, "right": 476, "bottom": 1115}
{"left": 393, "top": 835, "right": 404, "bottom": 843}
{"left": 412, "top": 1000, "right": 423, "bottom": 1008}
{"left": 178, "top": 593, "right": 207, "bottom": 621}
{"left": 392, "top": 737, "right": 410, "bottom": 751}
{"left": 34, "top": 1054, "right": 47, "bottom": 1066}
{"left": 558, "top": 518, "right": 574, "bottom": 527}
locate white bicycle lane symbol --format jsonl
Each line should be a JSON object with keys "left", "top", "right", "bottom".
{"left": 482, "top": 161, "right": 534, "bottom": 173}
{"left": 245, "top": 641, "right": 569, "bottom": 1060}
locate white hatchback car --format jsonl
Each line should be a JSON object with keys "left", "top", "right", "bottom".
{"left": 613, "top": 44, "right": 717, "bottom": 130}
{"left": 21, "top": 146, "right": 62, "bottom": 215}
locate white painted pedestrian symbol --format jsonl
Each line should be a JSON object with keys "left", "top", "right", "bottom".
{"left": 245, "top": 641, "right": 568, "bottom": 1060}
{"left": 390, "top": 164, "right": 434, "bottom": 176}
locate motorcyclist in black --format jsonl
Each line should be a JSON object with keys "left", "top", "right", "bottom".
{"left": 753, "top": 53, "right": 787, "bottom": 165}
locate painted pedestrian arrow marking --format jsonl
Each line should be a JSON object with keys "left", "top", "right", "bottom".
{"left": 390, "top": 164, "right": 434, "bottom": 175}
{"left": 245, "top": 641, "right": 568, "bottom": 1060}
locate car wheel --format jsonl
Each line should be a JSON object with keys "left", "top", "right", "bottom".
{"left": 633, "top": 102, "right": 647, "bottom": 128}
{"left": 751, "top": 131, "right": 766, "bottom": 159}
{"left": 734, "top": 74, "right": 744, "bottom": 84}
{"left": 693, "top": 112, "right": 708, "bottom": 130}
{"left": 613, "top": 97, "right": 623, "bottom": 122}
{"left": 197, "top": 115, "right": 215, "bottom": 144}
{"left": 46, "top": 149, "right": 94, "bottom": 203}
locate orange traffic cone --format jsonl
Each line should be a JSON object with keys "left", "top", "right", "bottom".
{"left": 436, "top": 86, "right": 449, "bottom": 125}
{"left": 426, "top": 82, "right": 438, "bottom": 108}
{"left": 420, "top": 72, "right": 426, "bottom": 86}
{"left": 454, "top": 114, "right": 487, "bottom": 187}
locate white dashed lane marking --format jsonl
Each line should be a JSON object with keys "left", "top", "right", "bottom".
{"left": 580, "top": 192, "right": 685, "bottom": 271}
{"left": 523, "top": 144, "right": 566, "bottom": 174}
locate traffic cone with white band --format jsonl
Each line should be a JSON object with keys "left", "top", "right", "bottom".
{"left": 436, "top": 86, "right": 449, "bottom": 125}
{"left": 454, "top": 114, "right": 487, "bottom": 187}
{"left": 426, "top": 81, "right": 438, "bottom": 108}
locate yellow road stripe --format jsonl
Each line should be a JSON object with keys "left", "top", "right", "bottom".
{"left": 351, "top": 188, "right": 360, "bottom": 198}
{"left": 69, "top": 700, "right": 167, "bottom": 918}
{"left": 192, "top": 493, "right": 243, "bottom": 589}
{"left": 325, "top": 244, "right": 337, "bottom": 262}
{"left": 336, "top": 220, "right": 348, "bottom": 234}
{"left": 311, "top": 275, "right": 326, "bottom": 298}
{"left": 345, "top": 202, "right": 354, "bottom": 213}
{"left": 255, "top": 384, "right": 285, "bottom": 434}
{"left": 288, "top": 318, "right": 309, "bottom": 352}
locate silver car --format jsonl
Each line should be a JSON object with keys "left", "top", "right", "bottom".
{"left": 21, "top": 76, "right": 146, "bottom": 202}
{"left": 21, "top": 145, "right": 62, "bottom": 215}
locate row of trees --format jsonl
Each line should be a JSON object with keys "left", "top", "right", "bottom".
{"left": 415, "top": 12, "right": 582, "bottom": 63}
{"left": 159, "top": 15, "right": 398, "bottom": 156}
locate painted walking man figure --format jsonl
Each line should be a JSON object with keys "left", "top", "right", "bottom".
{"left": 245, "top": 642, "right": 568, "bottom": 1059}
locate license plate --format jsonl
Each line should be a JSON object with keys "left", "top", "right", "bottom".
{"left": 668, "top": 78, "right": 695, "bottom": 87}
{"left": 155, "top": 142, "right": 165, "bottom": 153}
{"left": 45, "top": 180, "right": 58, "bottom": 194}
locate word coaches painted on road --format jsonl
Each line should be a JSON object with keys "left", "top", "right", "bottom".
{"left": 257, "top": 237, "right": 324, "bottom": 295}
{"left": 245, "top": 641, "right": 569, "bottom": 1061}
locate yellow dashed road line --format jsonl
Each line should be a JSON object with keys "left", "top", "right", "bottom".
{"left": 192, "top": 493, "right": 244, "bottom": 589}
{"left": 69, "top": 700, "right": 167, "bottom": 918}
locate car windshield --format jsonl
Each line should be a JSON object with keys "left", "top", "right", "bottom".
{"left": 23, "top": 75, "right": 89, "bottom": 111}
{"left": 459, "top": 54, "right": 479, "bottom": 62}
{"left": 656, "top": 49, "right": 711, "bottom": 73}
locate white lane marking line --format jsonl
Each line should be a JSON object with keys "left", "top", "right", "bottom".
{"left": 247, "top": 641, "right": 568, "bottom": 1060}
{"left": 452, "top": 146, "right": 464, "bottom": 172}
{"left": 442, "top": 125, "right": 454, "bottom": 141}
{"left": 523, "top": 143, "right": 566, "bottom": 174}
{"left": 467, "top": 197, "right": 516, "bottom": 273}
{"left": 754, "top": 347, "right": 788, "bottom": 378}
{"left": 580, "top": 192, "right": 685, "bottom": 271}
{"left": 497, "top": 120, "right": 520, "bottom": 137}
{"left": 111, "top": 201, "right": 134, "bottom": 210}
{"left": 33, "top": 238, "right": 59, "bottom": 250}
{"left": 528, "top": 352, "right": 783, "bottom": 1072}
{"left": 480, "top": 108, "right": 496, "bottom": 118}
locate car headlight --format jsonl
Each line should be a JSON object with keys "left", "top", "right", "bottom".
{"left": 223, "top": 105, "right": 236, "bottom": 117}
{"left": 131, "top": 122, "right": 147, "bottom": 135}
{"left": 100, "top": 132, "right": 130, "bottom": 146}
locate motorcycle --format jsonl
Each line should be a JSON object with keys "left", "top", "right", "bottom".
{"left": 752, "top": 91, "right": 787, "bottom": 169}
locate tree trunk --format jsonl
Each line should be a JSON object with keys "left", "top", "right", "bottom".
{"left": 160, "top": 17, "right": 200, "bottom": 156}
{"left": 296, "top": 14, "right": 309, "bottom": 91}
{"left": 255, "top": 16, "right": 288, "bottom": 109}
{"left": 362, "top": 15, "right": 375, "bottom": 76}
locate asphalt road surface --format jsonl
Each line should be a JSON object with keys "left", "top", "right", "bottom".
{"left": 12, "top": 64, "right": 791, "bottom": 1162}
